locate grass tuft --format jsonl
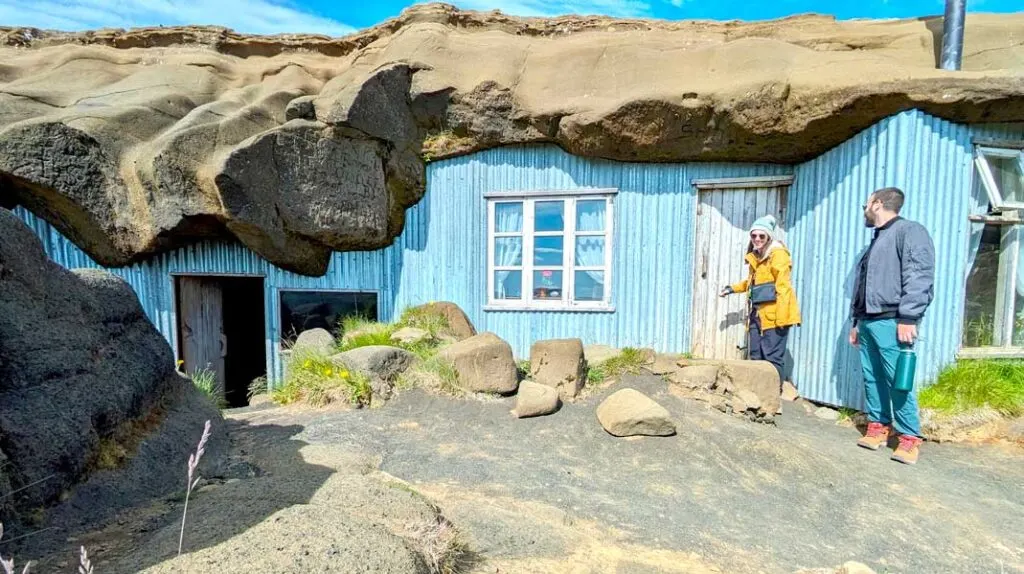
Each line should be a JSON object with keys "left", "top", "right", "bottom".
{"left": 586, "top": 347, "right": 648, "bottom": 386}
{"left": 920, "top": 360, "right": 1024, "bottom": 417}
{"left": 190, "top": 367, "right": 227, "bottom": 409}
{"left": 397, "top": 306, "right": 450, "bottom": 338}
{"left": 398, "top": 356, "right": 462, "bottom": 396}
{"left": 272, "top": 350, "right": 373, "bottom": 407}
{"left": 406, "top": 516, "right": 475, "bottom": 574}
{"left": 516, "top": 359, "right": 530, "bottom": 381}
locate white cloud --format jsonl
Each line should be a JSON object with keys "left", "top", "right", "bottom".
{"left": 0, "top": 0, "right": 354, "bottom": 35}
{"left": 443, "top": 0, "right": 653, "bottom": 18}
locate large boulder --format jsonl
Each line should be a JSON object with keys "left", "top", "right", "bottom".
{"left": 0, "top": 210, "right": 226, "bottom": 520}
{"left": 390, "top": 327, "right": 430, "bottom": 346}
{"left": 3, "top": 7, "right": 1023, "bottom": 276}
{"left": 438, "top": 332, "right": 518, "bottom": 394}
{"left": 667, "top": 365, "right": 719, "bottom": 390}
{"left": 529, "top": 338, "right": 587, "bottom": 401}
{"left": 596, "top": 389, "right": 676, "bottom": 437}
{"left": 293, "top": 328, "right": 337, "bottom": 355}
{"left": 511, "top": 381, "right": 561, "bottom": 419}
{"left": 331, "top": 345, "right": 415, "bottom": 401}
{"left": 583, "top": 345, "right": 621, "bottom": 366}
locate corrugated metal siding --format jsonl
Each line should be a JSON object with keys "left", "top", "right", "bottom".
{"left": 387, "top": 145, "right": 792, "bottom": 357}
{"left": 787, "top": 110, "right": 1024, "bottom": 408}
{"left": 13, "top": 207, "right": 387, "bottom": 386}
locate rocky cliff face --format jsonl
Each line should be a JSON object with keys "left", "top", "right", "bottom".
{"left": 1, "top": 3, "right": 1022, "bottom": 274}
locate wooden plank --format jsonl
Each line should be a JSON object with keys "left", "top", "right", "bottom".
{"left": 179, "top": 277, "right": 226, "bottom": 395}
{"left": 691, "top": 175, "right": 795, "bottom": 189}
{"left": 691, "top": 192, "right": 709, "bottom": 357}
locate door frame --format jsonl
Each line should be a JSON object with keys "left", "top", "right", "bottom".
{"left": 688, "top": 175, "right": 794, "bottom": 359}
{"left": 170, "top": 272, "right": 267, "bottom": 368}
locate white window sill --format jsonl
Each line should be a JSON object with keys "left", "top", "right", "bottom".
{"left": 958, "top": 347, "right": 1024, "bottom": 359}
{"left": 484, "top": 304, "right": 616, "bottom": 313}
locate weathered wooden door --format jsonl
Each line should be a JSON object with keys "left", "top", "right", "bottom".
{"left": 178, "top": 277, "right": 226, "bottom": 394}
{"left": 691, "top": 183, "right": 788, "bottom": 360}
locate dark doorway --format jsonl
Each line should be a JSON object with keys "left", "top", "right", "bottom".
{"left": 176, "top": 275, "right": 266, "bottom": 408}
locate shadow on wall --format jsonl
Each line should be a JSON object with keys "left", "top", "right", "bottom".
{"left": 830, "top": 247, "right": 869, "bottom": 410}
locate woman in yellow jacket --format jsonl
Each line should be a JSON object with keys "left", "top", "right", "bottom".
{"left": 719, "top": 214, "right": 801, "bottom": 382}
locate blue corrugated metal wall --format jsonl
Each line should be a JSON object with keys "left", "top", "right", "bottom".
{"left": 14, "top": 111, "right": 1024, "bottom": 405}
{"left": 386, "top": 146, "right": 791, "bottom": 357}
{"left": 787, "top": 110, "right": 1024, "bottom": 408}
{"left": 14, "top": 208, "right": 388, "bottom": 384}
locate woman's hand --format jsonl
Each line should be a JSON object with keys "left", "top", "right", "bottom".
{"left": 719, "top": 286, "right": 733, "bottom": 297}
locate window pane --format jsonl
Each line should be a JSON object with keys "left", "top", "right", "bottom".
{"left": 962, "top": 224, "right": 1000, "bottom": 347}
{"left": 280, "top": 291, "right": 377, "bottom": 344}
{"left": 575, "top": 271, "right": 605, "bottom": 302}
{"left": 494, "top": 237, "right": 522, "bottom": 266}
{"left": 535, "top": 201, "right": 564, "bottom": 232}
{"left": 576, "top": 199, "right": 606, "bottom": 232}
{"left": 494, "top": 270, "right": 522, "bottom": 300}
{"left": 533, "top": 270, "right": 563, "bottom": 300}
{"left": 575, "top": 237, "right": 605, "bottom": 266}
{"left": 986, "top": 153, "right": 1024, "bottom": 204}
{"left": 534, "top": 236, "right": 564, "bottom": 266}
{"left": 494, "top": 202, "right": 523, "bottom": 233}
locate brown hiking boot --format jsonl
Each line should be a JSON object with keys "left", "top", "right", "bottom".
{"left": 857, "top": 422, "right": 890, "bottom": 450}
{"left": 891, "top": 435, "right": 923, "bottom": 465}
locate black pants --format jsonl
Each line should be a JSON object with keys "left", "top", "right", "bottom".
{"left": 749, "top": 311, "right": 789, "bottom": 382}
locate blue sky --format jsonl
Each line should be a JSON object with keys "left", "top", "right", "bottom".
{"left": 0, "top": 0, "right": 1018, "bottom": 36}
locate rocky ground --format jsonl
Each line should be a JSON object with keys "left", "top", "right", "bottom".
{"left": 32, "top": 374, "right": 1023, "bottom": 574}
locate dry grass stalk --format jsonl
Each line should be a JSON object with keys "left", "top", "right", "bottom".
{"left": 78, "top": 546, "right": 94, "bottom": 574}
{"left": 178, "top": 419, "right": 212, "bottom": 556}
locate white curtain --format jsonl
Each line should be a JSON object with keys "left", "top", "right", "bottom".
{"left": 575, "top": 200, "right": 606, "bottom": 299}
{"left": 494, "top": 204, "right": 523, "bottom": 298}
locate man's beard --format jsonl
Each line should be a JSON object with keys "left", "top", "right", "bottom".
{"left": 864, "top": 213, "right": 875, "bottom": 228}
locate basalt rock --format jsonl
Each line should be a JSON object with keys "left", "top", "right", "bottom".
{"left": 1, "top": 4, "right": 1022, "bottom": 274}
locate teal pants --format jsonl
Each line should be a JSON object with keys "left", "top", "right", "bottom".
{"left": 857, "top": 318, "right": 922, "bottom": 437}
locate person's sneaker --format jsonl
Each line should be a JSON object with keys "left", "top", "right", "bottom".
{"left": 891, "top": 435, "right": 923, "bottom": 465}
{"left": 856, "top": 422, "right": 890, "bottom": 450}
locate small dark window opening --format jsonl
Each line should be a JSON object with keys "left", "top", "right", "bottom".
{"left": 279, "top": 290, "right": 378, "bottom": 344}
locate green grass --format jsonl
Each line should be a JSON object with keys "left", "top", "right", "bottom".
{"left": 516, "top": 359, "right": 530, "bottom": 381}
{"left": 398, "top": 355, "right": 462, "bottom": 396}
{"left": 397, "top": 306, "right": 450, "bottom": 338}
{"left": 920, "top": 359, "right": 1024, "bottom": 417}
{"left": 191, "top": 367, "right": 228, "bottom": 409}
{"left": 586, "top": 347, "right": 649, "bottom": 386}
{"left": 837, "top": 407, "right": 861, "bottom": 423}
{"left": 271, "top": 350, "right": 373, "bottom": 407}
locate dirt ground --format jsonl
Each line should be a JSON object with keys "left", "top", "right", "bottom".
{"left": 26, "top": 374, "right": 1024, "bottom": 574}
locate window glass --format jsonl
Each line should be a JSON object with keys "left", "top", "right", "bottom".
{"left": 280, "top": 291, "right": 377, "bottom": 344}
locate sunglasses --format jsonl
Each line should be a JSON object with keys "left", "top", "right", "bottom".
{"left": 750, "top": 233, "right": 768, "bottom": 240}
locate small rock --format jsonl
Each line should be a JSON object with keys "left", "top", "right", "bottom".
{"left": 293, "top": 328, "right": 336, "bottom": 355}
{"left": 668, "top": 365, "right": 719, "bottom": 390}
{"left": 390, "top": 327, "right": 430, "bottom": 345}
{"left": 649, "top": 354, "right": 684, "bottom": 376}
{"left": 781, "top": 380, "right": 799, "bottom": 402}
{"left": 735, "top": 389, "right": 761, "bottom": 411}
{"left": 596, "top": 388, "right": 676, "bottom": 437}
{"left": 530, "top": 338, "right": 586, "bottom": 401}
{"left": 511, "top": 381, "right": 561, "bottom": 418}
{"left": 583, "top": 344, "right": 621, "bottom": 366}
{"left": 717, "top": 361, "right": 781, "bottom": 415}
{"left": 815, "top": 406, "right": 840, "bottom": 421}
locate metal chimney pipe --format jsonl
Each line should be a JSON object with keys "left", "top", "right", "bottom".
{"left": 940, "top": 0, "right": 966, "bottom": 70}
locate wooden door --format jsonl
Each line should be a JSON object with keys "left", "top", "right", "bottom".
{"left": 691, "top": 186, "right": 787, "bottom": 359}
{"left": 178, "top": 277, "right": 226, "bottom": 394}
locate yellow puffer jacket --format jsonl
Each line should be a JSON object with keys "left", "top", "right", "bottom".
{"left": 730, "top": 243, "right": 802, "bottom": 330}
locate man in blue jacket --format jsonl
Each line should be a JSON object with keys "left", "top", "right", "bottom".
{"left": 849, "top": 187, "right": 935, "bottom": 465}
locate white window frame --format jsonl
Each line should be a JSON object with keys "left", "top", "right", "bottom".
{"left": 485, "top": 189, "right": 616, "bottom": 312}
{"left": 975, "top": 145, "right": 1024, "bottom": 212}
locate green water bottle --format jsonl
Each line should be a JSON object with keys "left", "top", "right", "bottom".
{"left": 894, "top": 345, "right": 917, "bottom": 393}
